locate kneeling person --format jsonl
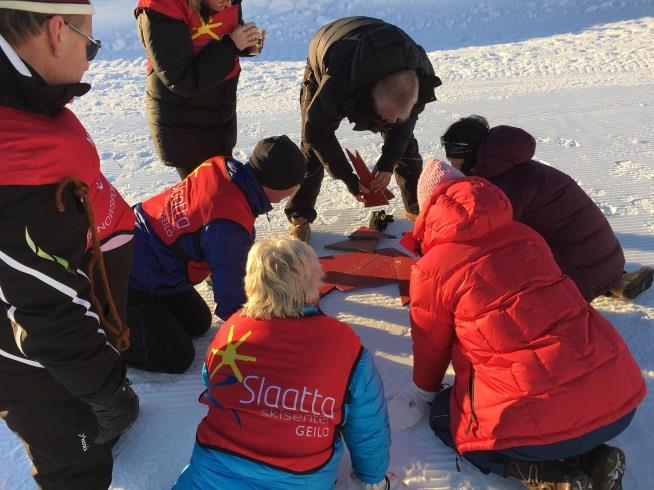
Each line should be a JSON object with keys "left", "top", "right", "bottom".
{"left": 174, "top": 237, "right": 392, "bottom": 489}
{"left": 125, "top": 136, "right": 306, "bottom": 373}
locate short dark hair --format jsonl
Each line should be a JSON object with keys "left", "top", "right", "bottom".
{"left": 0, "top": 9, "right": 49, "bottom": 45}
{"left": 0, "top": 10, "right": 83, "bottom": 46}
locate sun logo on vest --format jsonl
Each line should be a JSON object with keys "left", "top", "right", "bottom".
{"left": 190, "top": 161, "right": 212, "bottom": 179}
{"left": 203, "top": 325, "right": 256, "bottom": 427}
{"left": 208, "top": 324, "right": 256, "bottom": 383}
{"left": 191, "top": 19, "right": 224, "bottom": 41}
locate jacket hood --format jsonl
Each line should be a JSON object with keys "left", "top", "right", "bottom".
{"left": 401, "top": 177, "right": 513, "bottom": 256}
{"left": 472, "top": 126, "right": 536, "bottom": 179}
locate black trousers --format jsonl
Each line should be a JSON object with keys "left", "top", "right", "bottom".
{"left": 0, "top": 370, "right": 115, "bottom": 489}
{"left": 123, "top": 288, "right": 212, "bottom": 374}
{"left": 285, "top": 65, "right": 422, "bottom": 223}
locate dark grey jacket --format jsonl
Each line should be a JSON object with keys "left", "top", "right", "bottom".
{"left": 302, "top": 17, "right": 441, "bottom": 192}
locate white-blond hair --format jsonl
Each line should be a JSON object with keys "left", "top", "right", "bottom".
{"left": 186, "top": 0, "right": 203, "bottom": 13}
{"left": 241, "top": 237, "right": 324, "bottom": 319}
{"left": 371, "top": 69, "right": 419, "bottom": 120}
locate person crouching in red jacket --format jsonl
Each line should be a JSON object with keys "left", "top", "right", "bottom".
{"left": 391, "top": 159, "right": 646, "bottom": 490}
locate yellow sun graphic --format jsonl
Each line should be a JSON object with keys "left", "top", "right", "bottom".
{"left": 191, "top": 19, "right": 223, "bottom": 41}
{"left": 209, "top": 324, "right": 256, "bottom": 382}
{"left": 190, "top": 161, "right": 212, "bottom": 178}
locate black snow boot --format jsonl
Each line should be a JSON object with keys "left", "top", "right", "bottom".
{"left": 578, "top": 444, "right": 626, "bottom": 490}
{"left": 610, "top": 266, "right": 654, "bottom": 300}
{"left": 505, "top": 458, "right": 593, "bottom": 490}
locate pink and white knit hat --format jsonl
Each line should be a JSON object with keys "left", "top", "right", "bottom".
{"left": 0, "top": 0, "right": 94, "bottom": 15}
{"left": 417, "top": 158, "right": 465, "bottom": 209}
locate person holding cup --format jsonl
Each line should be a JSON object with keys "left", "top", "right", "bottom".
{"left": 135, "top": 0, "right": 263, "bottom": 179}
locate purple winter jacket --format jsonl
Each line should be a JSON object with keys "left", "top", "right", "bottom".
{"left": 469, "top": 125, "right": 624, "bottom": 301}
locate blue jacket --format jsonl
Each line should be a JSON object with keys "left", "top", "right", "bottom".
{"left": 129, "top": 160, "right": 272, "bottom": 320}
{"left": 173, "top": 348, "right": 390, "bottom": 489}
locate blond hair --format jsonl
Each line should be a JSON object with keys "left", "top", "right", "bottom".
{"left": 241, "top": 237, "right": 324, "bottom": 319}
{"left": 186, "top": 0, "right": 203, "bottom": 14}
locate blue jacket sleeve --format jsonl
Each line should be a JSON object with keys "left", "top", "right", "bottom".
{"left": 200, "top": 220, "right": 253, "bottom": 321}
{"left": 342, "top": 348, "right": 390, "bottom": 484}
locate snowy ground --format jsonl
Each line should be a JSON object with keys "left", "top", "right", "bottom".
{"left": 2, "top": 1, "right": 654, "bottom": 489}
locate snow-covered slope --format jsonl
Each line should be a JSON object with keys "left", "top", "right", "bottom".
{"left": 1, "top": 1, "right": 653, "bottom": 489}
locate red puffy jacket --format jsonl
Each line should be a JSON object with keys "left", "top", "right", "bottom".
{"left": 403, "top": 177, "right": 645, "bottom": 454}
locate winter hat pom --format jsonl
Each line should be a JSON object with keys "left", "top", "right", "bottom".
{"left": 417, "top": 159, "right": 465, "bottom": 209}
{"left": 248, "top": 135, "right": 306, "bottom": 190}
{"left": 0, "top": 1, "right": 94, "bottom": 15}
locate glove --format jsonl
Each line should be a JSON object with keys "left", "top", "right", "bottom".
{"left": 344, "top": 174, "right": 361, "bottom": 196}
{"left": 388, "top": 382, "right": 435, "bottom": 431}
{"left": 88, "top": 378, "right": 139, "bottom": 444}
{"left": 350, "top": 471, "right": 408, "bottom": 489}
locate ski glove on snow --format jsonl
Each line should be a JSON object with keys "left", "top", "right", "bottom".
{"left": 88, "top": 378, "right": 139, "bottom": 444}
{"left": 388, "top": 382, "right": 435, "bottom": 431}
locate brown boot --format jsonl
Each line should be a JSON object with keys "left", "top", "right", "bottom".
{"left": 404, "top": 211, "right": 419, "bottom": 222}
{"left": 610, "top": 266, "right": 654, "bottom": 300}
{"left": 578, "top": 444, "right": 626, "bottom": 490}
{"left": 290, "top": 217, "right": 311, "bottom": 243}
{"left": 506, "top": 459, "right": 593, "bottom": 490}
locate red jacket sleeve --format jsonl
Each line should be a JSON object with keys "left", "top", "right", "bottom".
{"left": 409, "top": 262, "right": 454, "bottom": 391}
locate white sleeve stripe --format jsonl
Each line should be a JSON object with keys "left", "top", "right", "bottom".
{"left": 101, "top": 234, "right": 133, "bottom": 252}
{"left": 0, "top": 347, "right": 44, "bottom": 368}
{"left": 0, "top": 249, "right": 98, "bottom": 324}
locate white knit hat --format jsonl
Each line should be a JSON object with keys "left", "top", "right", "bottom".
{"left": 417, "top": 158, "right": 465, "bottom": 209}
{"left": 0, "top": 1, "right": 94, "bottom": 15}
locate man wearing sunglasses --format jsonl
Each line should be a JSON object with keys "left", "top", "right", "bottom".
{"left": 0, "top": 1, "right": 138, "bottom": 489}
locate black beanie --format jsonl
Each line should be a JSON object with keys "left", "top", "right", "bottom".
{"left": 247, "top": 135, "right": 306, "bottom": 190}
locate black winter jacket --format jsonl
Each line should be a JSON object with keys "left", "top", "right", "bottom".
{"left": 136, "top": 5, "right": 243, "bottom": 168}
{"left": 302, "top": 17, "right": 441, "bottom": 193}
{"left": 0, "top": 41, "right": 130, "bottom": 404}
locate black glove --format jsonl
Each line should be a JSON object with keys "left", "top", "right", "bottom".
{"left": 88, "top": 378, "right": 139, "bottom": 444}
{"left": 344, "top": 174, "right": 360, "bottom": 196}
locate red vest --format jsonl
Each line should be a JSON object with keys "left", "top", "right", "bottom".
{"left": 196, "top": 311, "right": 363, "bottom": 472}
{"left": 0, "top": 106, "right": 135, "bottom": 251}
{"left": 137, "top": 0, "right": 240, "bottom": 80}
{"left": 140, "top": 157, "right": 254, "bottom": 283}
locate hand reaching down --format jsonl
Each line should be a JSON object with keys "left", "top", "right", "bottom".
{"left": 387, "top": 382, "right": 435, "bottom": 431}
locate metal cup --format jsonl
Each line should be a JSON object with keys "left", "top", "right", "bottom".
{"left": 249, "top": 28, "right": 265, "bottom": 55}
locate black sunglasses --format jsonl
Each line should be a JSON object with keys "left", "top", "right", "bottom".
{"left": 440, "top": 137, "right": 472, "bottom": 156}
{"left": 64, "top": 21, "right": 102, "bottom": 61}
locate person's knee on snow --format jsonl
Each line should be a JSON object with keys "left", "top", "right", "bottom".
{"left": 124, "top": 295, "right": 196, "bottom": 373}
{"left": 161, "top": 288, "right": 212, "bottom": 338}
